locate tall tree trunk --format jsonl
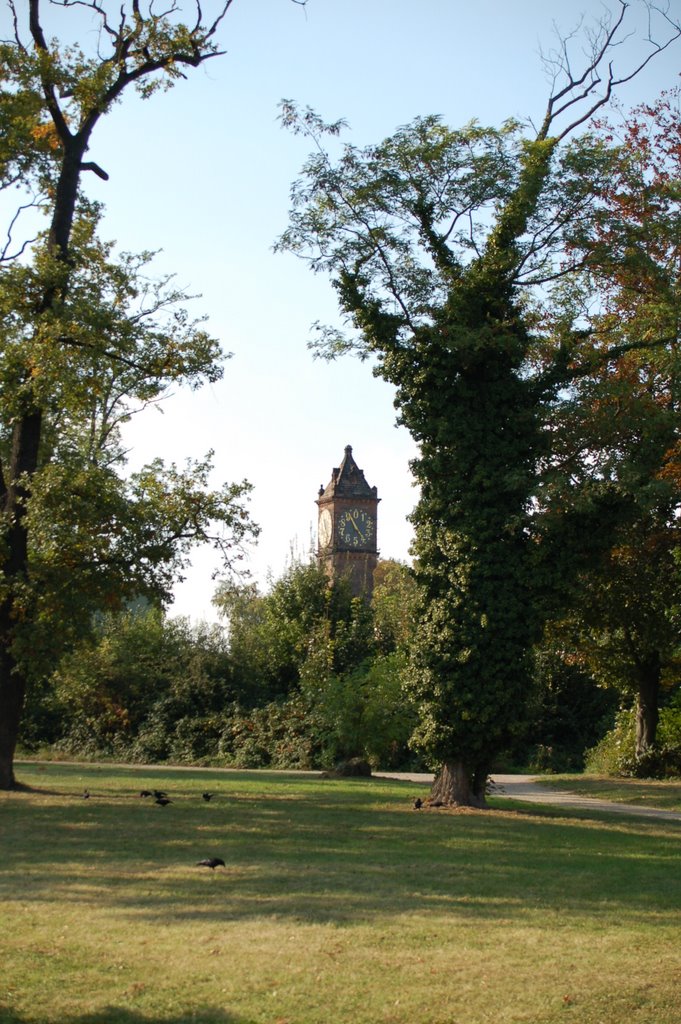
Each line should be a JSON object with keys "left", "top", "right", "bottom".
{"left": 635, "top": 653, "right": 661, "bottom": 757}
{"left": 0, "top": 410, "right": 44, "bottom": 789}
{"left": 430, "top": 759, "right": 488, "bottom": 808}
{"left": 0, "top": 637, "right": 25, "bottom": 790}
{"left": 0, "top": 127, "right": 81, "bottom": 793}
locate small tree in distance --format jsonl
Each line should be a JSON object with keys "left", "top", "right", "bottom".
{"left": 278, "top": 1, "right": 681, "bottom": 805}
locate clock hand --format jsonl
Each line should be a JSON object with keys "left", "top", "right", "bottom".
{"left": 348, "top": 516, "right": 365, "bottom": 541}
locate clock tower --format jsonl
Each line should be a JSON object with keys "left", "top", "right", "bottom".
{"left": 317, "top": 445, "right": 380, "bottom": 599}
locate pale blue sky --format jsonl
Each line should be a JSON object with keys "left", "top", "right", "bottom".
{"left": 18, "top": 1, "right": 681, "bottom": 620}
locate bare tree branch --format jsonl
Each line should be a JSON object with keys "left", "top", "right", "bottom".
{"left": 5, "top": 0, "right": 23, "bottom": 46}
{"left": 1, "top": 201, "right": 41, "bottom": 261}
{"left": 538, "top": 1, "right": 681, "bottom": 141}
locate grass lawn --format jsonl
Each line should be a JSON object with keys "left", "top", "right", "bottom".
{"left": 535, "top": 774, "right": 681, "bottom": 812}
{"left": 2, "top": 762, "right": 680, "bottom": 1024}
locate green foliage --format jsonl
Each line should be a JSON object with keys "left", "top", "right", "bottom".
{"left": 278, "top": 110, "right": 586, "bottom": 796}
{"left": 27, "top": 607, "right": 233, "bottom": 761}
{"left": 23, "top": 558, "right": 422, "bottom": 772}
{"left": 532, "top": 94, "right": 681, "bottom": 758}
{"left": 585, "top": 698, "right": 681, "bottom": 778}
{"left": 212, "top": 559, "right": 419, "bottom": 769}
{"left": 300, "top": 651, "right": 417, "bottom": 769}
{"left": 537, "top": 337, "right": 681, "bottom": 755}
{"left": 215, "top": 559, "right": 373, "bottom": 703}
{"left": 584, "top": 708, "right": 637, "bottom": 775}
{"left": 0, "top": 2, "right": 250, "bottom": 788}
{"left": 6, "top": 440, "right": 254, "bottom": 688}
{"left": 219, "top": 693, "right": 323, "bottom": 769}
{"left": 0, "top": 220, "right": 257, "bottom": 684}
{"left": 0, "top": 217, "right": 223, "bottom": 427}
{"left": 278, "top": 27, "right": 681, "bottom": 801}
{"left": 371, "top": 559, "right": 419, "bottom": 654}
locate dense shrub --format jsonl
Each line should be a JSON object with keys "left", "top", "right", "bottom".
{"left": 585, "top": 699, "right": 681, "bottom": 778}
{"left": 21, "top": 608, "right": 234, "bottom": 759}
{"left": 220, "top": 695, "right": 323, "bottom": 769}
{"left": 300, "top": 652, "right": 419, "bottom": 769}
{"left": 18, "top": 562, "right": 424, "bottom": 771}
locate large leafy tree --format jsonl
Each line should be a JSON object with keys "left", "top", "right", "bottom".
{"left": 0, "top": 0, "right": 256, "bottom": 789}
{"left": 539, "top": 92, "right": 681, "bottom": 756}
{"left": 278, "top": 2, "right": 680, "bottom": 805}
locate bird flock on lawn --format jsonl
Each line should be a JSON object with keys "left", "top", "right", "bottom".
{"left": 79, "top": 781, "right": 429, "bottom": 869}
{"left": 81, "top": 785, "right": 225, "bottom": 867}
{"left": 139, "top": 788, "right": 173, "bottom": 805}
{"left": 136, "top": 789, "right": 213, "bottom": 806}
{"left": 137, "top": 788, "right": 224, "bottom": 865}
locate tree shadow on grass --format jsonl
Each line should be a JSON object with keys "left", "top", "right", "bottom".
{"left": 0, "top": 1007, "right": 244, "bottom": 1024}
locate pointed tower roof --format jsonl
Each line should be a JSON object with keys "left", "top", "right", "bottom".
{"left": 318, "top": 445, "right": 378, "bottom": 502}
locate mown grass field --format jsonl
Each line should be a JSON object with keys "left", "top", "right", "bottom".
{"left": 1, "top": 762, "right": 680, "bottom": 1024}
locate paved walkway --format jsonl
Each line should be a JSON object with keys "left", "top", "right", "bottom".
{"left": 375, "top": 772, "right": 681, "bottom": 822}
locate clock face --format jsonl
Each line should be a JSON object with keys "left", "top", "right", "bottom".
{"left": 337, "top": 507, "right": 375, "bottom": 549}
{"left": 318, "top": 508, "right": 332, "bottom": 548}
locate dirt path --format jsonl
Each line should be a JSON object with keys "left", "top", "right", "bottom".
{"left": 375, "top": 771, "right": 681, "bottom": 822}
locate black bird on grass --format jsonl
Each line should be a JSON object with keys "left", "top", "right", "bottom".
{"left": 140, "top": 790, "right": 153, "bottom": 798}
{"left": 155, "top": 796, "right": 172, "bottom": 807}
{"left": 413, "top": 797, "right": 423, "bottom": 809}
{"left": 152, "top": 790, "right": 167, "bottom": 800}
{"left": 202, "top": 792, "right": 213, "bottom": 802}
{"left": 197, "top": 857, "right": 225, "bottom": 869}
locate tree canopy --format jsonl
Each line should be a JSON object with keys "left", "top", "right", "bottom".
{"left": 0, "top": 0, "right": 255, "bottom": 789}
{"left": 536, "top": 91, "right": 681, "bottom": 758}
